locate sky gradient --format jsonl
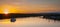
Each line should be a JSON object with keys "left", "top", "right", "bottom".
{"left": 0, "top": 0, "right": 60, "bottom": 13}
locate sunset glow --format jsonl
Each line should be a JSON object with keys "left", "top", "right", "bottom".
{"left": 4, "top": 9, "right": 8, "bottom": 14}
{"left": 0, "top": 0, "right": 60, "bottom": 14}
{"left": 0, "top": 4, "right": 19, "bottom": 14}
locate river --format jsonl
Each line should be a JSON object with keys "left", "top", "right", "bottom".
{"left": 0, "top": 17, "right": 60, "bottom": 27}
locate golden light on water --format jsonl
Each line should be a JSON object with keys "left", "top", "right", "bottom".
{"left": 0, "top": 19, "right": 10, "bottom": 24}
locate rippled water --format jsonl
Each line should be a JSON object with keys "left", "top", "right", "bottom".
{"left": 0, "top": 17, "right": 60, "bottom": 27}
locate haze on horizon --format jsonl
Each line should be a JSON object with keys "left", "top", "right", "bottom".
{"left": 0, "top": 0, "right": 60, "bottom": 13}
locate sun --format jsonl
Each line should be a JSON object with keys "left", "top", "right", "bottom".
{"left": 4, "top": 8, "right": 8, "bottom": 14}
{"left": 4, "top": 11, "right": 8, "bottom": 14}
{"left": 0, "top": 4, "right": 19, "bottom": 14}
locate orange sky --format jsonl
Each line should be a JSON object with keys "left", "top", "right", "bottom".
{"left": 0, "top": 0, "right": 60, "bottom": 14}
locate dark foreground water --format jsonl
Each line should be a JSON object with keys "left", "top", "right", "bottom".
{"left": 0, "top": 17, "right": 60, "bottom": 27}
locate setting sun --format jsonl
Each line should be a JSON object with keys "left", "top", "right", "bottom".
{"left": 4, "top": 9, "right": 8, "bottom": 14}
{"left": 0, "top": 4, "right": 19, "bottom": 14}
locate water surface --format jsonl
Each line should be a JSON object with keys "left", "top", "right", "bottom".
{"left": 0, "top": 17, "right": 60, "bottom": 27}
